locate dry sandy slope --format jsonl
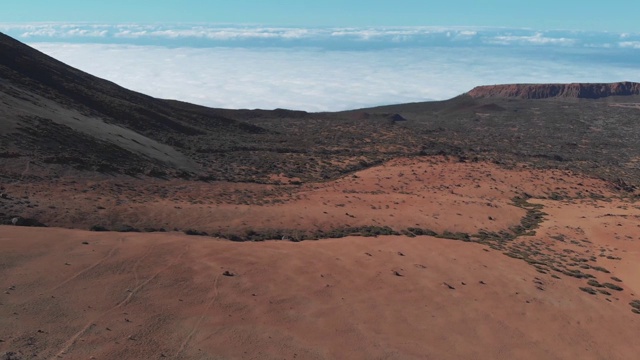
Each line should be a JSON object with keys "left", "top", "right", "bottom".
{"left": 1, "top": 226, "right": 640, "bottom": 359}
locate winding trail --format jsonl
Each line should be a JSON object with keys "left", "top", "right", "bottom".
{"left": 50, "top": 245, "right": 189, "bottom": 359}
{"left": 175, "top": 272, "right": 222, "bottom": 358}
{"left": 49, "top": 241, "right": 120, "bottom": 293}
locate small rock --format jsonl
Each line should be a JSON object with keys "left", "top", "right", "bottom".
{"left": 397, "top": 252, "right": 405, "bottom": 256}
{"left": 479, "top": 280, "right": 486, "bottom": 285}
{"left": 222, "top": 270, "right": 235, "bottom": 277}
{"left": 443, "top": 282, "right": 455, "bottom": 290}
{"left": 1, "top": 351, "right": 20, "bottom": 360}
{"left": 393, "top": 271, "right": 404, "bottom": 277}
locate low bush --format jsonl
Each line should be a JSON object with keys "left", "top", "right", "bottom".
{"left": 90, "top": 225, "right": 109, "bottom": 232}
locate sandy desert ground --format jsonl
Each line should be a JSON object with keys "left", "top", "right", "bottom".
{"left": 2, "top": 157, "right": 640, "bottom": 359}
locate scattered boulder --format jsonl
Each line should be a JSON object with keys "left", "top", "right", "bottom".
{"left": 387, "top": 113, "right": 407, "bottom": 122}
{"left": 222, "top": 270, "right": 236, "bottom": 277}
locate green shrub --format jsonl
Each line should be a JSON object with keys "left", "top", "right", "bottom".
{"left": 184, "top": 229, "right": 208, "bottom": 236}
{"left": 90, "top": 225, "right": 109, "bottom": 232}
{"left": 437, "top": 231, "right": 471, "bottom": 241}
{"left": 406, "top": 227, "right": 437, "bottom": 237}
{"left": 602, "top": 283, "right": 623, "bottom": 291}
{"left": 579, "top": 287, "right": 597, "bottom": 295}
{"left": 587, "top": 280, "right": 603, "bottom": 287}
{"left": 590, "top": 266, "right": 610, "bottom": 273}
{"left": 116, "top": 225, "right": 140, "bottom": 232}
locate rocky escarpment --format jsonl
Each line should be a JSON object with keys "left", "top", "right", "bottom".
{"left": 467, "top": 82, "right": 640, "bottom": 100}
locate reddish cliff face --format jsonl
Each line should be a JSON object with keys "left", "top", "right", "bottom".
{"left": 467, "top": 82, "right": 640, "bottom": 99}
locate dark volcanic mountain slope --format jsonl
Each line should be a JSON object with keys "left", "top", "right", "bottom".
{"left": 0, "top": 33, "right": 414, "bottom": 183}
{"left": 468, "top": 82, "right": 640, "bottom": 99}
{"left": 0, "top": 33, "right": 418, "bottom": 183}
{"left": 0, "top": 32, "right": 269, "bottom": 176}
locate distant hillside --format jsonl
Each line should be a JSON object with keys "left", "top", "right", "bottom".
{"left": 467, "top": 82, "right": 640, "bottom": 100}
{"left": 1, "top": 32, "right": 640, "bottom": 187}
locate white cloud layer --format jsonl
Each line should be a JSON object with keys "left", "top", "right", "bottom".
{"left": 619, "top": 41, "right": 640, "bottom": 49}
{"left": 28, "top": 42, "right": 639, "bottom": 111}
{"left": 3, "top": 23, "right": 639, "bottom": 50}
{"left": 2, "top": 23, "right": 637, "bottom": 111}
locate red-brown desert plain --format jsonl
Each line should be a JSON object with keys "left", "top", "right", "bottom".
{"left": 2, "top": 157, "right": 640, "bottom": 359}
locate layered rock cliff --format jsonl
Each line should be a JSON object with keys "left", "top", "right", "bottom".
{"left": 467, "top": 82, "right": 640, "bottom": 99}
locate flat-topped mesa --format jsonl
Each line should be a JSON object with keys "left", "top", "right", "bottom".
{"left": 467, "top": 82, "right": 640, "bottom": 100}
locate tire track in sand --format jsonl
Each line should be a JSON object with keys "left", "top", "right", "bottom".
{"left": 50, "top": 239, "right": 122, "bottom": 292}
{"left": 174, "top": 272, "right": 222, "bottom": 358}
{"left": 50, "top": 245, "right": 189, "bottom": 360}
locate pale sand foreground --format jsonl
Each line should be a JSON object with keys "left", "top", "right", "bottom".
{"left": 1, "top": 226, "right": 640, "bottom": 359}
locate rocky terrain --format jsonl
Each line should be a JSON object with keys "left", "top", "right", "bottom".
{"left": 2, "top": 32, "right": 640, "bottom": 359}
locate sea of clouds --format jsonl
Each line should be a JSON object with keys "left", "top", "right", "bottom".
{"left": 1, "top": 23, "right": 638, "bottom": 111}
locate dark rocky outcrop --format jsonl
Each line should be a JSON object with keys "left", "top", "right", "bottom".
{"left": 387, "top": 113, "right": 407, "bottom": 122}
{"left": 1, "top": 216, "right": 46, "bottom": 227}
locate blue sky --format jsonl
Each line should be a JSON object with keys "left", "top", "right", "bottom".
{"left": 3, "top": 1, "right": 639, "bottom": 32}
